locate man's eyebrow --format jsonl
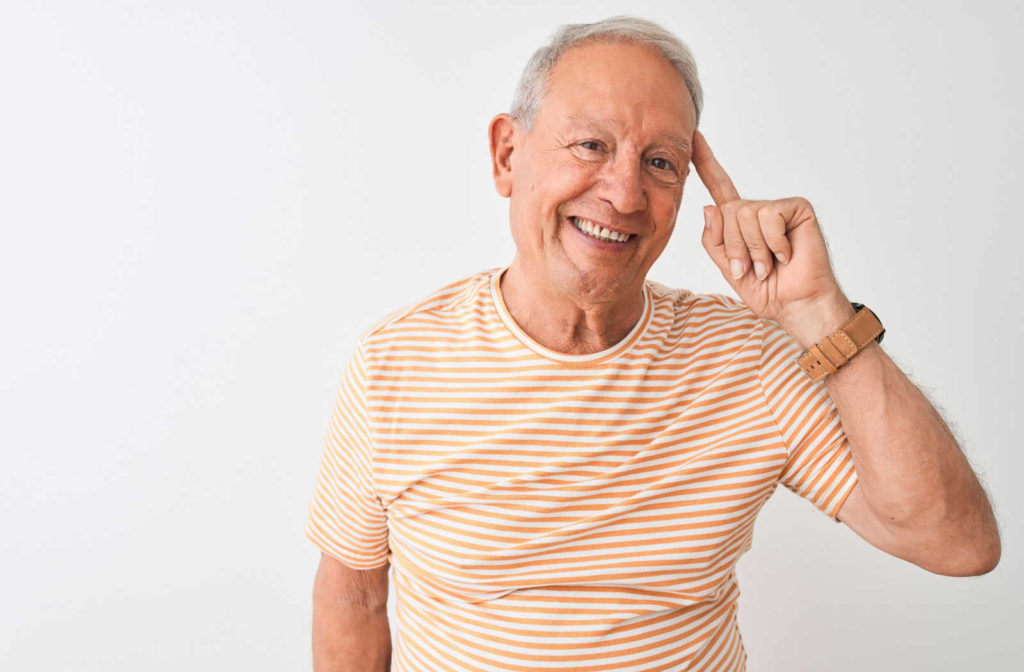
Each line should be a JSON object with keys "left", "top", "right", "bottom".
{"left": 564, "top": 114, "right": 691, "bottom": 153}
{"left": 661, "top": 133, "right": 692, "bottom": 154}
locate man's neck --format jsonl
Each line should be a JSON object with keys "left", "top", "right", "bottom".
{"left": 499, "top": 261, "right": 646, "bottom": 355}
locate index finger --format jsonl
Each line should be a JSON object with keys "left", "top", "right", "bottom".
{"left": 692, "top": 129, "right": 741, "bottom": 206}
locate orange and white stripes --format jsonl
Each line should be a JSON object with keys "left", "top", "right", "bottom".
{"left": 306, "top": 267, "right": 858, "bottom": 671}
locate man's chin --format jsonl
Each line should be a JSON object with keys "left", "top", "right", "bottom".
{"left": 555, "top": 259, "right": 639, "bottom": 304}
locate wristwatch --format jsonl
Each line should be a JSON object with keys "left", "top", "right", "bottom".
{"left": 796, "top": 302, "right": 885, "bottom": 382}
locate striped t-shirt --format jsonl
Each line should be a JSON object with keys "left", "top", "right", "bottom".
{"left": 306, "top": 266, "right": 859, "bottom": 671}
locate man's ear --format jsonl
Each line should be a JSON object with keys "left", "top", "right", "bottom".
{"left": 488, "top": 113, "right": 516, "bottom": 198}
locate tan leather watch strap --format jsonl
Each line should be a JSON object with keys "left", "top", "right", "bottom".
{"left": 797, "top": 305, "right": 885, "bottom": 382}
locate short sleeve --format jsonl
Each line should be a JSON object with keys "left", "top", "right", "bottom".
{"left": 757, "top": 318, "right": 859, "bottom": 522}
{"left": 305, "top": 341, "right": 391, "bottom": 568}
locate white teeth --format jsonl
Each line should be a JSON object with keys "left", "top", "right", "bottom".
{"left": 572, "top": 217, "right": 631, "bottom": 243}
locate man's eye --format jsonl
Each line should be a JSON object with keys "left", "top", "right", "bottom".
{"left": 579, "top": 141, "right": 604, "bottom": 151}
{"left": 650, "top": 157, "right": 675, "bottom": 171}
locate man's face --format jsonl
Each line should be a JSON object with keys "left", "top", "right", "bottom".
{"left": 500, "top": 40, "right": 697, "bottom": 303}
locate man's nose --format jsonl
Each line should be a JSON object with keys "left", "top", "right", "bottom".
{"left": 599, "top": 157, "right": 647, "bottom": 214}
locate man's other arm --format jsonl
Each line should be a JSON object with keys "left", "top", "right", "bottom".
{"left": 312, "top": 553, "right": 391, "bottom": 671}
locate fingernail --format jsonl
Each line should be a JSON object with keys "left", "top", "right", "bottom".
{"left": 775, "top": 252, "right": 788, "bottom": 265}
{"left": 703, "top": 207, "right": 711, "bottom": 229}
{"left": 754, "top": 261, "right": 767, "bottom": 280}
{"left": 730, "top": 259, "right": 744, "bottom": 279}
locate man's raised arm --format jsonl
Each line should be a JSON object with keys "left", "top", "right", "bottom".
{"left": 691, "top": 129, "right": 1000, "bottom": 575}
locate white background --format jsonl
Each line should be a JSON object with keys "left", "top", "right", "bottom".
{"left": 1, "top": 1, "right": 1021, "bottom": 670}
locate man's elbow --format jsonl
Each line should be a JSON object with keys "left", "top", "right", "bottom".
{"left": 966, "top": 533, "right": 1002, "bottom": 576}
{"left": 923, "top": 533, "right": 1001, "bottom": 577}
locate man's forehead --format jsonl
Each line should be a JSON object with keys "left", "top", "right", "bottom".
{"left": 564, "top": 113, "right": 692, "bottom": 152}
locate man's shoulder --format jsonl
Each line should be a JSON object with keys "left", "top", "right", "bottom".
{"left": 645, "top": 281, "right": 781, "bottom": 362}
{"left": 645, "top": 279, "right": 760, "bottom": 326}
{"left": 358, "top": 268, "right": 497, "bottom": 344}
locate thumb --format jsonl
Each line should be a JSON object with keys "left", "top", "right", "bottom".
{"left": 701, "top": 205, "right": 730, "bottom": 277}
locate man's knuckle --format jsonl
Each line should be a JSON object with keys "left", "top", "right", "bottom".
{"left": 737, "top": 202, "right": 759, "bottom": 218}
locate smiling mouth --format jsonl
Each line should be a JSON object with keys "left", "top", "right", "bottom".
{"left": 570, "top": 216, "right": 633, "bottom": 243}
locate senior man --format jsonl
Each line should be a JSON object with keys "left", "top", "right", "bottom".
{"left": 307, "top": 16, "right": 1000, "bottom": 671}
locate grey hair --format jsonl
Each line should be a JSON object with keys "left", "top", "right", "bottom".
{"left": 510, "top": 16, "right": 703, "bottom": 130}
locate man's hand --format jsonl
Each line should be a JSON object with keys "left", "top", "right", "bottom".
{"left": 692, "top": 130, "right": 854, "bottom": 347}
